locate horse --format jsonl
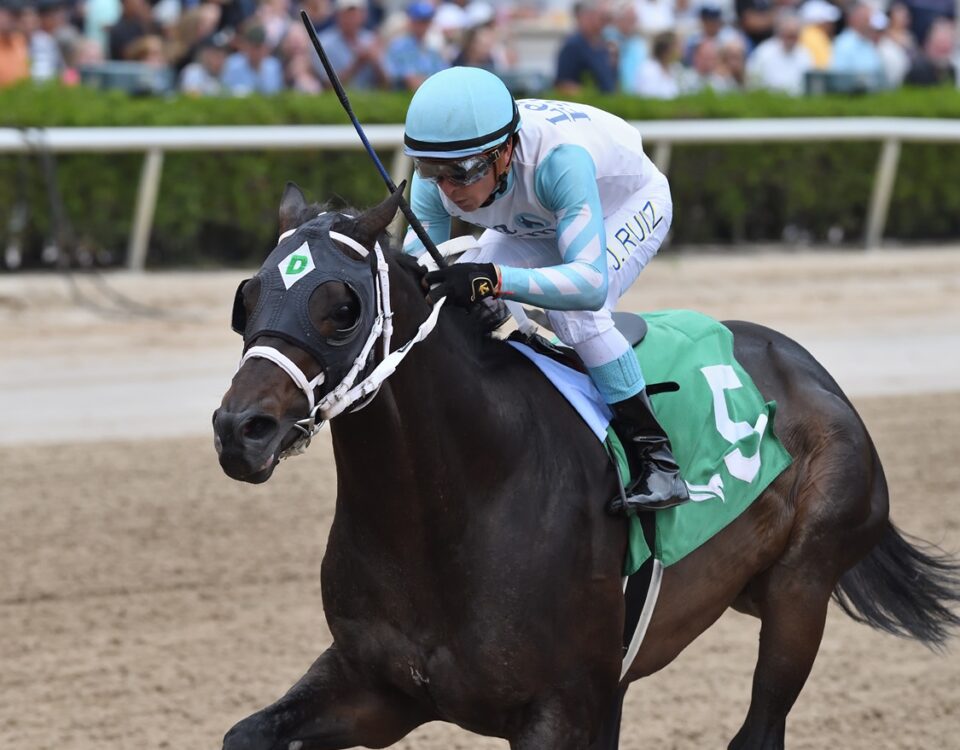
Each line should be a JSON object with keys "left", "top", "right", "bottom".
{"left": 212, "top": 184, "right": 960, "bottom": 750}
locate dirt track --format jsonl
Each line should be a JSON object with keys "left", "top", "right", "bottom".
{"left": 2, "top": 249, "right": 959, "bottom": 749}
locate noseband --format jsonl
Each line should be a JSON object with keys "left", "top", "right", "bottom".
{"left": 238, "top": 223, "right": 446, "bottom": 459}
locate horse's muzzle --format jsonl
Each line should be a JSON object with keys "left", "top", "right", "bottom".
{"left": 212, "top": 407, "right": 282, "bottom": 483}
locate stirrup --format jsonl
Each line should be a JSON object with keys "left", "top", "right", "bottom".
{"left": 607, "top": 451, "right": 689, "bottom": 515}
{"left": 621, "top": 486, "right": 689, "bottom": 512}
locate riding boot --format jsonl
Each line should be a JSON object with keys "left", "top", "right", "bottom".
{"left": 606, "top": 389, "right": 690, "bottom": 515}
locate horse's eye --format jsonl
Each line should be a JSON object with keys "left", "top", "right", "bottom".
{"left": 310, "top": 282, "right": 361, "bottom": 339}
{"left": 331, "top": 303, "right": 359, "bottom": 333}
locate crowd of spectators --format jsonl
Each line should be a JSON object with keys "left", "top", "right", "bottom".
{"left": 557, "top": 0, "right": 957, "bottom": 96}
{"left": 0, "top": 0, "right": 956, "bottom": 97}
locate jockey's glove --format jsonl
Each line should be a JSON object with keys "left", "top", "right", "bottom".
{"left": 424, "top": 262, "right": 500, "bottom": 307}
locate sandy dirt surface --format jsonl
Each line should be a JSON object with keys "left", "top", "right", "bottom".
{"left": 1, "top": 249, "right": 959, "bottom": 749}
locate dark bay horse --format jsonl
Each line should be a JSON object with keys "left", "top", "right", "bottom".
{"left": 213, "top": 185, "right": 960, "bottom": 750}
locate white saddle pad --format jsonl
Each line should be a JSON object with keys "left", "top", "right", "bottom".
{"left": 507, "top": 340, "right": 612, "bottom": 442}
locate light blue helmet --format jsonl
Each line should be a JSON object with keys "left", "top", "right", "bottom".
{"left": 404, "top": 67, "right": 521, "bottom": 160}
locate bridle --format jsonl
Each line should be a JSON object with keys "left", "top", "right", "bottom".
{"left": 238, "top": 223, "right": 447, "bottom": 459}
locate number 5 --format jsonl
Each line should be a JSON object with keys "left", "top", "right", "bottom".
{"left": 700, "top": 365, "right": 768, "bottom": 484}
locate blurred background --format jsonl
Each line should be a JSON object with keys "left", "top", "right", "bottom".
{"left": 1, "top": 0, "right": 960, "bottom": 270}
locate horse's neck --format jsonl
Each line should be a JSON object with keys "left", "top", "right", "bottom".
{"left": 328, "top": 271, "right": 518, "bottom": 523}
{"left": 325, "top": 268, "right": 613, "bottom": 579}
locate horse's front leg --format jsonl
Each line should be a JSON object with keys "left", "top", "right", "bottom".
{"left": 223, "top": 645, "right": 428, "bottom": 750}
{"left": 510, "top": 692, "right": 609, "bottom": 750}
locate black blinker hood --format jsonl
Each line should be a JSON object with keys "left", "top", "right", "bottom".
{"left": 232, "top": 213, "right": 377, "bottom": 391}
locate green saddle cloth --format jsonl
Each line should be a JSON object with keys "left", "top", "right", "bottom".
{"left": 608, "top": 310, "right": 793, "bottom": 575}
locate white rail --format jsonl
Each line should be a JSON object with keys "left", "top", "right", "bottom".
{"left": 2, "top": 118, "right": 958, "bottom": 268}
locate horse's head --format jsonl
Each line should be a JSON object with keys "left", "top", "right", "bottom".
{"left": 213, "top": 182, "right": 405, "bottom": 483}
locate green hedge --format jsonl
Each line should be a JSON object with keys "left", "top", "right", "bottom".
{"left": 1, "top": 83, "right": 959, "bottom": 266}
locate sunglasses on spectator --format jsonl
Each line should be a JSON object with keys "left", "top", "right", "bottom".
{"left": 414, "top": 150, "right": 501, "bottom": 187}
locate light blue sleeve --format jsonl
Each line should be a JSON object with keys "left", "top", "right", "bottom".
{"left": 498, "top": 144, "right": 608, "bottom": 311}
{"left": 403, "top": 174, "right": 452, "bottom": 257}
{"left": 221, "top": 54, "right": 244, "bottom": 91}
{"left": 830, "top": 33, "right": 856, "bottom": 72}
{"left": 383, "top": 37, "right": 405, "bottom": 81}
{"left": 262, "top": 57, "right": 284, "bottom": 95}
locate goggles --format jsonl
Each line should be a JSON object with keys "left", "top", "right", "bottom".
{"left": 413, "top": 150, "right": 499, "bottom": 187}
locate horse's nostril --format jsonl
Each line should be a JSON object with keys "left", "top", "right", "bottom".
{"left": 242, "top": 415, "right": 278, "bottom": 442}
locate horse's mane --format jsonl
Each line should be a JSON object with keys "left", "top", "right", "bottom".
{"left": 292, "top": 200, "right": 358, "bottom": 226}
{"left": 294, "top": 200, "right": 497, "bottom": 356}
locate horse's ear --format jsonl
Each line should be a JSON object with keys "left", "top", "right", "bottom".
{"left": 279, "top": 182, "right": 308, "bottom": 234}
{"left": 341, "top": 182, "right": 406, "bottom": 249}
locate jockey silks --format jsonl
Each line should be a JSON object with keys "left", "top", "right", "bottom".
{"left": 402, "top": 96, "right": 672, "bottom": 406}
{"left": 403, "top": 99, "right": 666, "bottom": 313}
{"left": 404, "top": 100, "right": 661, "bottom": 246}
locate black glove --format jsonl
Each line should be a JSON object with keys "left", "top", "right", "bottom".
{"left": 424, "top": 262, "right": 500, "bottom": 307}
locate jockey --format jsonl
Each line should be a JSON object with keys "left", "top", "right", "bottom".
{"left": 402, "top": 66, "right": 689, "bottom": 514}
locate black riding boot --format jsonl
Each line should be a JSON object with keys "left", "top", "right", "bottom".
{"left": 606, "top": 389, "right": 690, "bottom": 515}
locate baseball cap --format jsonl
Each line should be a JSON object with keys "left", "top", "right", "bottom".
{"left": 406, "top": 1, "right": 434, "bottom": 21}
{"left": 434, "top": 3, "right": 467, "bottom": 30}
{"left": 242, "top": 23, "right": 267, "bottom": 45}
{"left": 465, "top": 1, "right": 494, "bottom": 27}
{"left": 699, "top": 4, "right": 723, "bottom": 20}
{"left": 869, "top": 9, "right": 888, "bottom": 30}
{"left": 335, "top": 0, "right": 366, "bottom": 10}
{"left": 799, "top": 0, "right": 841, "bottom": 24}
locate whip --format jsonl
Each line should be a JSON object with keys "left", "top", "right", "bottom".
{"left": 300, "top": 10, "right": 446, "bottom": 270}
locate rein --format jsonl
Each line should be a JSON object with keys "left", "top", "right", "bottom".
{"left": 238, "top": 226, "right": 447, "bottom": 459}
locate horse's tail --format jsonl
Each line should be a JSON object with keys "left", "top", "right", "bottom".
{"left": 832, "top": 521, "right": 960, "bottom": 649}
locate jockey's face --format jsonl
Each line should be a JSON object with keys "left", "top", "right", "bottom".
{"left": 434, "top": 141, "right": 513, "bottom": 213}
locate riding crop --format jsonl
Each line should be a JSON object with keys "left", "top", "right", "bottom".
{"left": 299, "top": 10, "right": 447, "bottom": 270}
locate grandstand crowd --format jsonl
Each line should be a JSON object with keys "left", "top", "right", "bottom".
{"left": 0, "top": 0, "right": 956, "bottom": 97}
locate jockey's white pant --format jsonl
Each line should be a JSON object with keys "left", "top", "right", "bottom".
{"left": 461, "top": 173, "right": 673, "bottom": 402}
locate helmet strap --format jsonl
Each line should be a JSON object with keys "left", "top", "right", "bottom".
{"left": 480, "top": 140, "right": 514, "bottom": 208}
